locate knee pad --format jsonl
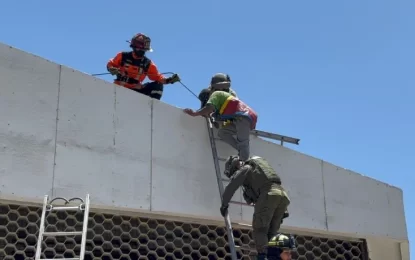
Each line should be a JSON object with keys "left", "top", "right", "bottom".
{"left": 149, "top": 82, "right": 163, "bottom": 99}
{"left": 152, "top": 82, "right": 164, "bottom": 91}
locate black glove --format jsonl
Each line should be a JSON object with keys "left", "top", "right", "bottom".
{"left": 165, "top": 73, "right": 180, "bottom": 84}
{"left": 108, "top": 66, "right": 121, "bottom": 76}
{"left": 283, "top": 210, "right": 289, "bottom": 219}
{"left": 242, "top": 186, "right": 256, "bottom": 205}
{"left": 220, "top": 205, "right": 228, "bottom": 217}
{"left": 281, "top": 210, "right": 289, "bottom": 224}
{"left": 242, "top": 191, "right": 254, "bottom": 205}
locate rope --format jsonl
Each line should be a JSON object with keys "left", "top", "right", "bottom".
{"left": 92, "top": 71, "right": 199, "bottom": 100}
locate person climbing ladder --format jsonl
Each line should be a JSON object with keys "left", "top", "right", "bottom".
{"left": 220, "top": 155, "right": 291, "bottom": 260}
{"left": 184, "top": 74, "right": 257, "bottom": 161}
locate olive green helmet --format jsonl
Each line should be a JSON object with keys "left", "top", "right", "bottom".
{"left": 224, "top": 155, "right": 241, "bottom": 178}
{"left": 210, "top": 73, "right": 231, "bottom": 91}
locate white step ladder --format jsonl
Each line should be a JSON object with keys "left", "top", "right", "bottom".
{"left": 206, "top": 118, "right": 238, "bottom": 260}
{"left": 35, "top": 194, "right": 91, "bottom": 260}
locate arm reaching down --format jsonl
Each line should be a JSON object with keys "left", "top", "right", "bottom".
{"left": 183, "top": 91, "right": 228, "bottom": 117}
{"left": 107, "top": 52, "right": 123, "bottom": 75}
{"left": 222, "top": 165, "right": 251, "bottom": 207}
{"left": 183, "top": 104, "right": 215, "bottom": 117}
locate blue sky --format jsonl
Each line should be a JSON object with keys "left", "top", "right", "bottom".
{"left": 1, "top": 0, "right": 413, "bottom": 257}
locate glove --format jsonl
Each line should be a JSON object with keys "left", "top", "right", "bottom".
{"left": 242, "top": 186, "right": 257, "bottom": 205}
{"left": 108, "top": 66, "right": 121, "bottom": 76}
{"left": 220, "top": 204, "right": 228, "bottom": 217}
{"left": 223, "top": 120, "right": 232, "bottom": 127}
{"left": 283, "top": 210, "right": 289, "bottom": 219}
{"left": 166, "top": 73, "right": 181, "bottom": 84}
{"left": 281, "top": 210, "right": 289, "bottom": 224}
{"left": 242, "top": 191, "right": 254, "bottom": 205}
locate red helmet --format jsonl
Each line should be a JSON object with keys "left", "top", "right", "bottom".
{"left": 128, "top": 33, "right": 153, "bottom": 52}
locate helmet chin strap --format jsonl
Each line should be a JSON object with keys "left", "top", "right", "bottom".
{"left": 133, "top": 49, "right": 146, "bottom": 57}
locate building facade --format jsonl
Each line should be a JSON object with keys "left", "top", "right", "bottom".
{"left": 0, "top": 43, "right": 409, "bottom": 259}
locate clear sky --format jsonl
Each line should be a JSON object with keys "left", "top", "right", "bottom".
{"left": 1, "top": 0, "right": 413, "bottom": 257}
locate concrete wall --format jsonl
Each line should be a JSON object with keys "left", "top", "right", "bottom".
{"left": 0, "top": 42, "right": 409, "bottom": 259}
{"left": 367, "top": 238, "right": 410, "bottom": 260}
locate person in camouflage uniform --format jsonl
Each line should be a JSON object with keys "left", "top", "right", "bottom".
{"left": 219, "top": 155, "right": 291, "bottom": 260}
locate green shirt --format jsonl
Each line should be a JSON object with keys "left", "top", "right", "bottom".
{"left": 229, "top": 88, "right": 238, "bottom": 98}
{"left": 206, "top": 91, "right": 233, "bottom": 112}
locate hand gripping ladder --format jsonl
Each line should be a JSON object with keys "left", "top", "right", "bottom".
{"left": 206, "top": 118, "right": 238, "bottom": 260}
{"left": 35, "top": 194, "right": 91, "bottom": 260}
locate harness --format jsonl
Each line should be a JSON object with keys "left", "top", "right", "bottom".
{"left": 245, "top": 156, "right": 281, "bottom": 185}
{"left": 217, "top": 95, "right": 258, "bottom": 130}
{"left": 116, "top": 52, "right": 151, "bottom": 86}
{"left": 242, "top": 156, "right": 282, "bottom": 203}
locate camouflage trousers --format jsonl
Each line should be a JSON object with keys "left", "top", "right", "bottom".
{"left": 252, "top": 184, "right": 290, "bottom": 254}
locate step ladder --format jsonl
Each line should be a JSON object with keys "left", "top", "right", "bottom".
{"left": 35, "top": 194, "right": 91, "bottom": 260}
{"left": 205, "top": 118, "right": 238, "bottom": 260}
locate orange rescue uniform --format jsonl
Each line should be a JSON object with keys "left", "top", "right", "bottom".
{"left": 107, "top": 51, "right": 165, "bottom": 89}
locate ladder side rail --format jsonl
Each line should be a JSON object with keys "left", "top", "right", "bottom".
{"left": 79, "top": 194, "right": 90, "bottom": 260}
{"left": 205, "top": 118, "right": 238, "bottom": 260}
{"left": 206, "top": 120, "right": 226, "bottom": 196}
{"left": 250, "top": 129, "right": 300, "bottom": 145}
{"left": 35, "top": 195, "right": 49, "bottom": 260}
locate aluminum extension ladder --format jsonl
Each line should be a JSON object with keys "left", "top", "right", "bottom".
{"left": 35, "top": 194, "right": 91, "bottom": 260}
{"left": 206, "top": 118, "right": 238, "bottom": 260}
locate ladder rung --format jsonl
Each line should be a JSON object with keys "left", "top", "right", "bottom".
{"left": 43, "top": 231, "right": 82, "bottom": 236}
{"left": 49, "top": 206, "right": 82, "bottom": 211}
{"left": 229, "top": 200, "right": 254, "bottom": 207}
{"left": 41, "top": 258, "right": 80, "bottom": 260}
